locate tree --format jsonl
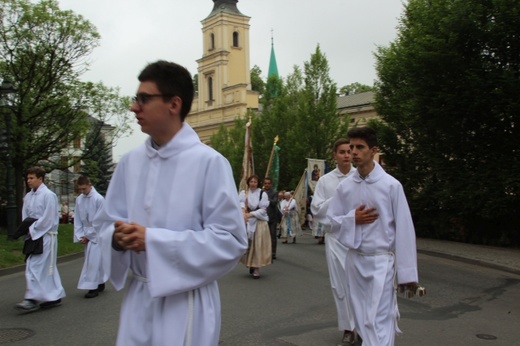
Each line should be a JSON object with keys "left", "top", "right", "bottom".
{"left": 339, "top": 82, "right": 374, "bottom": 95}
{"left": 80, "top": 120, "right": 114, "bottom": 196}
{"left": 288, "top": 44, "right": 349, "bottom": 182}
{"left": 0, "top": 0, "right": 132, "bottom": 217}
{"left": 250, "top": 65, "right": 265, "bottom": 96}
{"left": 212, "top": 45, "right": 351, "bottom": 191}
{"left": 374, "top": 0, "right": 520, "bottom": 245}
{"left": 210, "top": 116, "right": 249, "bottom": 186}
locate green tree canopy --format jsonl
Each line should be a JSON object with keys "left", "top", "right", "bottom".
{"left": 250, "top": 65, "right": 265, "bottom": 96}
{"left": 374, "top": 0, "right": 520, "bottom": 245}
{"left": 212, "top": 45, "right": 350, "bottom": 191}
{"left": 0, "top": 0, "right": 132, "bottom": 217}
{"left": 80, "top": 119, "right": 114, "bottom": 196}
{"left": 339, "top": 82, "right": 374, "bottom": 95}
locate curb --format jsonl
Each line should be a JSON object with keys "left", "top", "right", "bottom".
{"left": 417, "top": 249, "right": 520, "bottom": 276}
{"left": 0, "top": 252, "right": 84, "bottom": 277}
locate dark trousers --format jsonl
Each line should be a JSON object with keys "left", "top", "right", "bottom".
{"left": 268, "top": 221, "right": 277, "bottom": 256}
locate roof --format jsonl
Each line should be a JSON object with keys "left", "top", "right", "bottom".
{"left": 206, "top": 0, "right": 245, "bottom": 18}
{"left": 336, "top": 91, "right": 374, "bottom": 110}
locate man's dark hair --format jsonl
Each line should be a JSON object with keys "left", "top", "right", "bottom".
{"left": 138, "top": 60, "right": 194, "bottom": 122}
{"left": 333, "top": 138, "right": 350, "bottom": 152}
{"left": 263, "top": 177, "right": 272, "bottom": 183}
{"left": 77, "top": 175, "right": 91, "bottom": 186}
{"left": 26, "top": 166, "right": 46, "bottom": 179}
{"left": 347, "top": 127, "right": 378, "bottom": 148}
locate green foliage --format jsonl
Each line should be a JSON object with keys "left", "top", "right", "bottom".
{"left": 374, "top": 0, "right": 520, "bottom": 245}
{"left": 210, "top": 117, "right": 249, "bottom": 186}
{"left": 0, "top": 0, "right": 132, "bottom": 220}
{"left": 250, "top": 65, "right": 265, "bottom": 95}
{"left": 80, "top": 120, "right": 114, "bottom": 196}
{"left": 212, "top": 45, "right": 350, "bottom": 191}
{"left": 339, "top": 82, "right": 374, "bottom": 95}
{"left": 0, "top": 223, "right": 83, "bottom": 269}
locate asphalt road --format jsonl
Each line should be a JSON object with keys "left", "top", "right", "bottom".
{"left": 1, "top": 233, "right": 519, "bottom": 345}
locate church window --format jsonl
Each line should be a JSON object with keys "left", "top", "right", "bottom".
{"left": 208, "top": 76, "right": 213, "bottom": 101}
{"left": 232, "top": 31, "right": 239, "bottom": 47}
{"left": 210, "top": 33, "right": 215, "bottom": 50}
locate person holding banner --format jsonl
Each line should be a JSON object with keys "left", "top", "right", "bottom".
{"left": 239, "top": 175, "right": 272, "bottom": 279}
{"left": 311, "top": 138, "right": 358, "bottom": 345}
{"left": 262, "top": 177, "right": 279, "bottom": 260}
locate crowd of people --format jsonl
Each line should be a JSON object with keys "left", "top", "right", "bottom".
{"left": 11, "top": 60, "right": 419, "bottom": 346}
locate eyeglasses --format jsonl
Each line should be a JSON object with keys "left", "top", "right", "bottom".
{"left": 132, "top": 93, "right": 174, "bottom": 107}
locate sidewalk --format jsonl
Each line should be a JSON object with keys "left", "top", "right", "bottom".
{"left": 417, "top": 237, "right": 520, "bottom": 275}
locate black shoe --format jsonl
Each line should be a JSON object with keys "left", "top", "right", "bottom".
{"left": 272, "top": 254, "right": 276, "bottom": 260}
{"left": 249, "top": 267, "right": 254, "bottom": 274}
{"left": 97, "top": 283, "right": 106, "bottom": 292}
{"left": 40, "top": 299, "right": 62, "bottom": 308}
{"left": 85, "top": 290, "right": 99, "bottom": 298}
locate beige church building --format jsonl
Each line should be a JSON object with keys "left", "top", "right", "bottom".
{"left": 189, "top": 0, "right": 378, "bottom": 143}
{"left": 189, "top": 0, "right": 259, "bottom": 144}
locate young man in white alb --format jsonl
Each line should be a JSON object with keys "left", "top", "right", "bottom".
{"left": 100, "top": 61, "right": 247, "bottom": 346}
{"left": 311, "top": 138, "right": 358, "bottom": 345}
{"left": 328, "top": 127, "right": 418, "bottom": 346}
{"left": 74, "top": 175, "right": 108, "bottom": 298}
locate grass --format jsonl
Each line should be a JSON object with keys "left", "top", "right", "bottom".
{"left": 0, "top": 224, "right": 83, "bottom": 269}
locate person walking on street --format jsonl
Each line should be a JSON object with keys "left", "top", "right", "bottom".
{"left": 280, "top": 191, "right": 300, "bottom": 244}
{"left": 100, "top": 60, "right": 247, "bottom": 346}
{"left": 328, "top": 127, "right": 419, "bottom": 346}
{"left": 262, "top": 177, "right": 279, "bottom": 260}
{"left": 74, "top": 175, "right": 108, "bottom": 298}
{"left": 240, "top": 175, "right": 272, "bottom": 278}
{"left": 311, "top": 138, "right": 358, "bottom": 345}
{"left": 14, "top": 166, "right": 65, "bottom": 312}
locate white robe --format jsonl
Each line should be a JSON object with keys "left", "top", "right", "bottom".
{"left": 280, "top": 199, "right": 301, "bottom": 237}
{"left": 22, "top": 183, "right": 66, "bottom": 302}
{"left": 238, "top": 188, "right": 269, "bottom": 239}
{"left": 310, "top": 166, "right": 356, "bottom": 331}
{"left": 74, "top": 186, "right": 108, "bottom": 290}
{"left": 101, "top": 123, "right": 248, "bottom": 346}
{"left": 327, "top": 161, "right": 418, "bottom": 346}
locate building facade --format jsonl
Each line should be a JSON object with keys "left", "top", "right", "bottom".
{"left": 188, "top": 0, "right": 259, "bottom": 144}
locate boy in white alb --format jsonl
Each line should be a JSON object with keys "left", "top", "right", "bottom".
{"left": 328, "top": 127, "right": 418, "bottom": 346}
{"left": 311, "top": 138, "right": 358, "bottom": 345}
{"left": 74, "top": 175, "right": 108, "bottom": 298}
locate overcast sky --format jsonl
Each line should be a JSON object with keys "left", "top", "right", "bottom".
{"left": 56, "top": 0, "right": 406, "bottom": 161}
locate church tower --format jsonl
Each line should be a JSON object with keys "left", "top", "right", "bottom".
{"left": 189, "top": 0, "right": 259, "bottom": 143}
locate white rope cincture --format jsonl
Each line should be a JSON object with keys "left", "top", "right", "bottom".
{"left": 184, "top": 290, "right": 194, "bottom": 346}
{"left": 48, "top": 231, "right": 58, "bottom": 275}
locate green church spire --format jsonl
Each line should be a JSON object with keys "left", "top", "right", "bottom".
{"left": 268, "top": 31, "right": 279, "bottom": 78}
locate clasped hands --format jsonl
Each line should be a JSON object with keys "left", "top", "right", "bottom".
{"left": 113, "top": 220, "right": 146, "bottom": 253}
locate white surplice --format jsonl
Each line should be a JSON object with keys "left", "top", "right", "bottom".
{"left": 22, "top": 183, "right": 66, "bottom": 302}
{"left": 310, "top": 166, "right": 356, "bottom": 331}
{"left": 327, "top": 161, "right": 418, "bottom": 346}
{"left": 74, "top": 186, "right": 108, "bottom": 290}
{"left": 101, "top": 123, "right": 248, "bottom": 346}
{"left": 238, "top": 188, "right": 269, "bottom": 239}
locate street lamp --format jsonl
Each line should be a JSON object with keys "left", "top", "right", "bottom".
{"left": 1, "top": 78, "right": 17, "bottom": 240}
